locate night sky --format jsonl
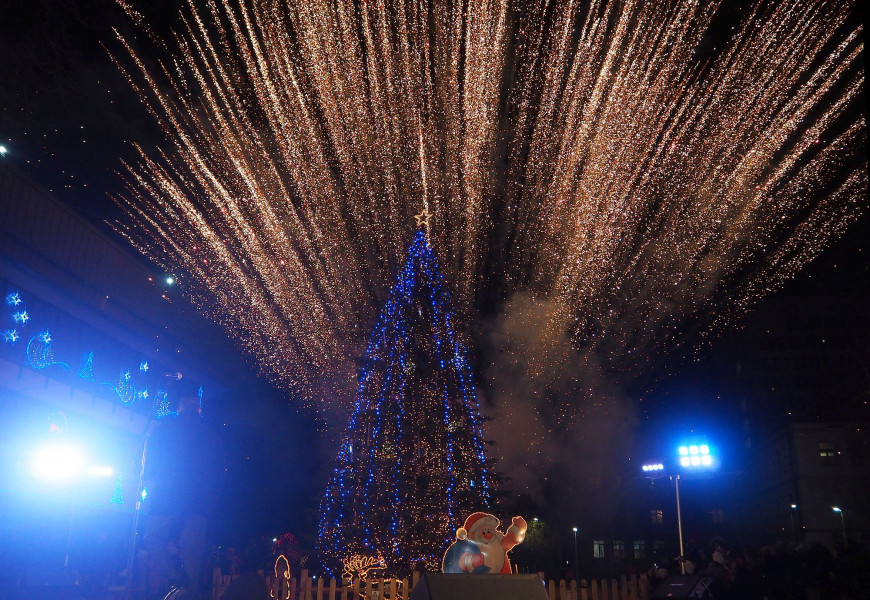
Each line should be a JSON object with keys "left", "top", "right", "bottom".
{"left": 1, "top": 0, "right": 867, "bottom": 548}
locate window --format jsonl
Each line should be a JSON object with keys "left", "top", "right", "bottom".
{"left": 650, "top": 509, "right": 663, "bottom": 524}
{"left": 818, "top": 442, "right": 836, "bottom": 462}
{"left": 711, "top": 509, "right": 724, "bottom": 524}
{"left": 634, "top": 540, "right": 646, "bottom": 559}
{"left": 613, "top": 540, "right": 625, "bottom": 559}
{"left": 593, "top": 540, "right": 606, "bottom": 559}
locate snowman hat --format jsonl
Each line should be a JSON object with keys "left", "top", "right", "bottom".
{"left": 456, "top": 512, "right": 498, "bottom": 540}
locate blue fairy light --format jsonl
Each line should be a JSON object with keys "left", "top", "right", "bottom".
{"left": 318, "top": 231, "right": 492, "bottom": 572}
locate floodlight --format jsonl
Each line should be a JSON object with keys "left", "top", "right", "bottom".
{"left": 87, "top": 466, "right": 114, "bottom": 477}
{"left": 677, "top": 439, "right": 717, "bottom": 470}
{"left": 832, "top": 507, "right": 842, "bottom": 513}
{"left": 31, "top": 443, "right": 83, "bottom": 481}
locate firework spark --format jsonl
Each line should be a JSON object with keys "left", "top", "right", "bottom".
{"left": 110, "top": 0, "right": 865, "bottom": 416}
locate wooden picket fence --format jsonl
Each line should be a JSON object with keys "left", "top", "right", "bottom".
{"left": 212, "top": 568, "right": 650, "bottom": 600}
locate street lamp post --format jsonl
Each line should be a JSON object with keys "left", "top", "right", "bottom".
{"left": 643, "top": 441, "right": 717, "bottom": 577}
{"left": 789, "top": 504, "right": 797, "bottom": 543}
{"left": 672, "top": 475, "right": 686, "bottom": 575}
{"left": 832, "top": 507, "right": 847, "bottom": 547}
{"left": 572, "top": 527, "right": 579, "bottom": 579}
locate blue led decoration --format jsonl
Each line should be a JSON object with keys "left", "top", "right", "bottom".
{"left": 104, "top": 370, "right": 136, "bottom": 405}
{"left": 317, "top": 230, "right": 493, "bottom": 576}
{"left": 78, "top": 352, "right": 95, "bottom": 381}
{"left": 110, "top": 476, "right": 125, "bottom": 505}
{"left": 153, "top": 389, "right": 176, "bottom": 419}
{"left": 26, "top": 330, "right": 69, "bottom": 370}
{"left": 6, "top": 289, "right": 172, "bottom": 412}
{"left": 5, "top": 291, "right": 22, "bottom": 306}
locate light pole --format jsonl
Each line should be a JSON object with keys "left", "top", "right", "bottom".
{"left": 643, "top": 442, "right": 717, "bottom": 576}
{"left": 832, "top": 507, "right": 847, "bottom": 547}
{"left": 789, "top": 504, "right": 797, "bottom": 543}
{"left": 572, "top": 527, "right": 579, "bottom": 580}
{"left": 671, "top": 475, "right": 685, "bottom": 574}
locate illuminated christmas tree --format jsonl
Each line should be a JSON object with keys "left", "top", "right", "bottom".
{"left": 318, "top": 228, "right": 494, "bottom": 576}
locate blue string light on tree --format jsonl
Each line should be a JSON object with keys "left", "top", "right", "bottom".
{"left": 317, "top": 229, "right": 494, "bottom": 576}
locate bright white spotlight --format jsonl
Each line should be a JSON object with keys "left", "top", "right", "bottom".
{"left": 0, "top": 145, "right": 7, "bottom": 156}
{"left": 699, "top": 445, "right": 710, "bottom": 455}
{"left": 166, "top": 276, "right": 175, "bottom": 285}
{"left": 87, "top": 465, "right": 115, "bottom": 477}
{"left": 689, "top": 445, "right": 699, "bottom": 455}
{"left": 701, "top": 455, "right": 712, "bottom": 466}
{"left": 680, "top": 457, "right": 690, "bottom": 467}
{"left": 31, "top": 444, "right": 83, "bottom": 481}
{"left": 678, "top": 446, "right": 689, "bottom": 456}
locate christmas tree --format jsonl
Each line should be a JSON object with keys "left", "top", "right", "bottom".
{"left": 318, "top": 228, "right": 494, "bottom": 576}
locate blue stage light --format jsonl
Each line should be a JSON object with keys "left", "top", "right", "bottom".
{"left": 677, "top": 439, "right": 717, "bottom": 470}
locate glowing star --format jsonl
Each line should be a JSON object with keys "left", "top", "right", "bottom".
{"left": 5, "top": 292, "right": 22, "bottom": 306}
{"left": 140, "top": 360, "right": 149, "bottom": 372}
{"left": 413, "top": 207, "right": 432, "bottom": 228}
{"left": 3, "top": 330, "right": 19, "bottom": 342}
{"left": 12, "top": 311, "right": 29, "bottom": 324}
{"left": 39, "top": 330, "right": 51, "bottom": 343}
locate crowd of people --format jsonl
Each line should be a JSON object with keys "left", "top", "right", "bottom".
{"left": 648, "top": 539, "right": 870, "bottom": 599}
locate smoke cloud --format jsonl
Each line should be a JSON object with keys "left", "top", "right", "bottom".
{"left": 480, "top": 292, "right": 638, "bottom": 506}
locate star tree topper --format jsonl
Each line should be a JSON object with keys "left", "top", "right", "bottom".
{"left": 414, "top": 207, "right": 432, "bottom": 228}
